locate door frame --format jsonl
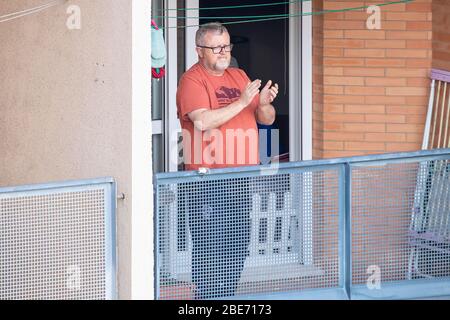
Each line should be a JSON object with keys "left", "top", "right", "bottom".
{"left": 164, "top": 0, "right": 182, "bottom": 172}
{"left": 165, "top": 0, "right": 313, "bottom": 170}
{"left": 160, "top": 0, "right": 315, "bottom": 285}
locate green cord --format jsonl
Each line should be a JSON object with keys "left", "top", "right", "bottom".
{"left": 156, "top": 0, "right": 310, "bottom": 12}
{"left": 159, "top": 0, "right": 413, "bottom": 29}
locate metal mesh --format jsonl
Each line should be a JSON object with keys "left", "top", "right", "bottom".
{"left": 351, "top": 159, "right": 450, "bottom": 286}
{"left": 157, "top": 168, "right": 341, "bottom": 300}
{"left": 0, "top": 183, "right": 113, "bottom": 300}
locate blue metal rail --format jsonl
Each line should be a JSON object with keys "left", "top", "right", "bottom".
{"left": 155, "top": 149, "right": 450, "bottom": 300}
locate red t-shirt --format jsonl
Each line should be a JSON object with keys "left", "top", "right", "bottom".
{"left": 176, "top": 63, "right": 260, "bottom": 171}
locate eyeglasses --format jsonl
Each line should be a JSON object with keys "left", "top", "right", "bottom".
{"left": 196, "top": 44, "right": 234, "bottom": 54}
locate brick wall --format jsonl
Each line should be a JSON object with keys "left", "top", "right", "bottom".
{"left": 433, "top": 0, "right": 450, "bottom": 71}
{"left": 312, "top": 0, "right": 432, "bottom": 159}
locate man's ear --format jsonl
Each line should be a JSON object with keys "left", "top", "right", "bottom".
{"left": 196, "top": 47, "right": 203, "bottom": 59}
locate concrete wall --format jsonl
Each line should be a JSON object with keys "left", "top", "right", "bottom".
{"left": 0, "top": 0, "right": 132, "bottom": 299}
{"left": 433, "top": 0, "right": 450, "bottom": 71}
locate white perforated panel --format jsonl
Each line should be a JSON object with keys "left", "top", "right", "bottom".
{"left": 0, "top": 180, "right": 116, "bottom": 300}
{"left": 157, "top": 170, "right": 341, "bottom": 300}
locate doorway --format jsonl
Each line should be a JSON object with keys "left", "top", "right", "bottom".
{"left": 157, "top": 0, "right": 311, "bottom": 173}
{"left": 198, "top": 0, "right": 290, "bottom": 163}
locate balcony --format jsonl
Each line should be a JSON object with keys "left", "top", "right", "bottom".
{"left": 155, "top": 149, "right": 450, "bottom": 300}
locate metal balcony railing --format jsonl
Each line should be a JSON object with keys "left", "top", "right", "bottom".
{"left": 0, "top": 178, "right": 117, "bottom": 300}
{"left": 155, "top": 149, "right": 450, "bottom": 300}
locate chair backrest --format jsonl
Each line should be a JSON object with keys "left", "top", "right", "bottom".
{"left": 423, "top": 69, "right": 450, "bottom": 150}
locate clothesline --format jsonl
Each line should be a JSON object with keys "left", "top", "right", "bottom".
{"left": 156, "top": 0, "right": 310, "bottom": 12}
{"left": 157, "top": 0, "right": 412, "bottom": 29}
{"left": 0, "top": 0, "right": 68, "bottom": 24}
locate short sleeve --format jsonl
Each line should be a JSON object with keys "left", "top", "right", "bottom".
{"left": 176, "top": 75, "right": 211, "bottom": 121}
{"left": 236, "top": 68, "right": 251, "bottom": 83}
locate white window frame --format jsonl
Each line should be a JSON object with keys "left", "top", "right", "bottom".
{"left": 132, "top": 0, "right": 153, "bottom": 299}
{"left": 290, "top": 0, "right": 312, "bottom": 162}
{"left": 164, "top": 0, "right": 182, "bottom": 172}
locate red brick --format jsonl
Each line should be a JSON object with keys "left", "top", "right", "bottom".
{"left": 324, "top": 104, "right": 344, "bottom": 113}
{"left": 386, "top": 124, "right": 425, "bottom": 133}
{"left": 324, "top": 2, "right": 365, "bottom": 10}
{"left": 324, "top": 30, "right": 344, "bottom": 39}
{"left": 324, "top": 20, "right": 366, "bottom": 30}
{"left": 407, "top": 40, "right": 432, "bottom": 49}
{"left": 365, "top": 40, "right": 406, "bottom": 49}
{"left": 407, "top": 77, "right": 430, "bottom": 87}
{"left": 345, "top": 86, "right": 385, "bottom": 96}
{"left": 365, "top": 77, "right": 407, "bottom": 87}
{"left": 323, "top": 141, "right": 344, "bottom": 150}
{"left": 324, "top": 95, "right": 365, "bottom": 104}
{"left": 406, "top": 21, "right": 432, "bottom": 31}
{"left": 365, "top": 114, "right": 406, "bottom": 124}
{"left": 406, "top": 115, "right": 427, "bottom": 124}
{"left": 365, "top": 133, "right": 406, "bottom": 142}
{"left": 386, "top": 49, "right": 428, "bottom": 58}
{"left": 386, "top": 31, "right": 430, "bottom": 40}
{"left": 386, "top": 106, "right": 427, "bottom": 115}
{"left": 365, "top": 59, "right": 406, "bottom": 67}
{"left": 324, "top": 76, "right": 365, "bottom": 86}
{"left": 323, "top": 113, "right": 365, "bottom": 123}
{"left": 324, "top": 85, "right": 344, "bottom": 94}
{"left": 345, "top": 49, "right": 386, "bottom": 58}
{"left": 385, "top": 68, "right": 429, "bottom": 77}
{"left": 345, "top": 30, "right": 385, "bottom": 39}
{"left": 365, "top": 96, "right": 406, "bottom": 105}
{"left": 324, "top": 57, "right": 365, "bottom": 67}
{"left": 386, "top": 12, "right": 429, "bottom": 21}
{"left": 386, "top": 87, "right": 429, "bottom": 96}
{"left": 343, "top": 68, "right": 385, "bottom": 77}
{"left": 345, "top": 142, "right": 385, "bottom": 151}
{"left": 324, "top": 39, "right": 365, "bottom": 48}
{"left": 406, "top": 96, "right": 430, "bottom": 105}
{"left": 324, "top": 48, "right": 344, "bottom": 57}
{"left": 323, "top": 132, "right": 365, "bottom": 141}
{"left": 407, "top": 3, "right": 432, "bottom": 12}
{"left": 323, "top": 122, "right": 344, "bottom": 132}
{"left": 406, "top": 59, "right": 432, "bottom": 68}
{"left": 324, "top": 67, "right": 344, "bottom": 76}
{"left": 344, "top": 123, "right": 386, "bottom": 133}
{"left": 386, "top": 143, "right": 421, "bottom": 152}
{"left": 382, "top": 21, "right": 407, "bottom": 31}
{"left": 323, "top": 151, "right": 363, "bottom": 158}
{"left": 406, "top": 133, "right": 424, "bottom": 143}
{"left": 345, "top": 105, "right": 385, "bottom": 114}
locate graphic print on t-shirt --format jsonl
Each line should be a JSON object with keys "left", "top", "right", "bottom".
{"left": 215, "top": 86, "right": 241, "bottom": 107}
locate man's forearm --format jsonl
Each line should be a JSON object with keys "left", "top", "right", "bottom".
{"left": 193, "top": 100, "right": 246, "bottom": 131}
{"left": 256, "top": 104, "right": 276, "bottom": 125}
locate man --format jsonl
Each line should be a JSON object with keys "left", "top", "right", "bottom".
{"left": 176, "top": 22, "right": 279, "bottom": 299}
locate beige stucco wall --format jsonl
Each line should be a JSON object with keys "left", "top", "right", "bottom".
{"left": 0, "top": 0, "right": 132, "bottom": 299}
